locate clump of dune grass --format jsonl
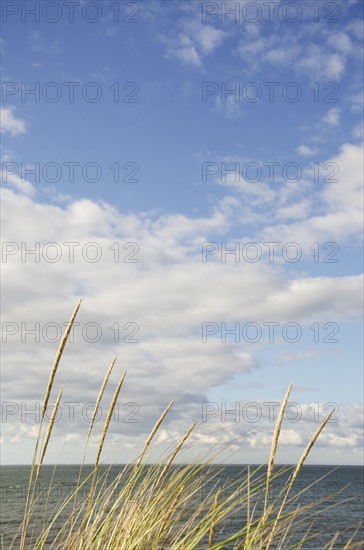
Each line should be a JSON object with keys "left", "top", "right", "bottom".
{"left": 10, "top": 302, "right": 363, "bottom": 549}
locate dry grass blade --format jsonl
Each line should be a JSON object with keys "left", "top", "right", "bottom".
{"left": 83, "top": 370, "right": 126, "bottom": 534}
{"left": 36, "top": 386, "right": 63, "bottom": 479}
{"left": 208, "top": 489, "right": 221, "bottom": 547}
{"left": 69, "top": 355, "right": 119, "bottom": 531}
{"left": 289, "top": 410, "right": 334, "bottom": 487}
{"left": 71, "top": 356, "right": 119, "bottom": 523}
{"left": 265, "top": 410, "right": 335, "bottom": 550}
{"left": 246, "top": 465, "right": 251, "bottom": 543}
{"left": 156, "top": 486, "right": 184, "bottom": 541}
{"left": 135, "top": 400, "right": 174, "bottom": 467}
{"left": 95, "top": 370, "right": 126, "bottom": 467}
{"left": 157, "top": 422, "right": 196, "bottom": 484}
{"left": 264, "top": 382, "right": 292, "bottom": 515}
{"left": 42, "top": 299, "right": 81, "bottom": 419}
{"left": 20, "top": 301, "right": 81, "bottom": 550}
{"left": 88, "top": 355, "right": 117, "bottom": 440}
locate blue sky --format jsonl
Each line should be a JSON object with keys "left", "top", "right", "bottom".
{"left": 1, "top": 0, "right": 363, "bottom": 465}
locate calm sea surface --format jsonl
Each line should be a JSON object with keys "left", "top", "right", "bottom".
{"left": 1, "top": 464, "right": 363, "bottom": 548}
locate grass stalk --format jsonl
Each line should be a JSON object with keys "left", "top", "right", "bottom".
{"left": 19, "top": 300, "right": 81, "bottom": 550}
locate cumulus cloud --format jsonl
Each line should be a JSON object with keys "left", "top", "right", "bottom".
{"left": 323, "top": 108, "right": 340, "bottom": 128}
{"left": 297, "top": 49, "right": 346, "bottom": 80}
{"left": 352, "top": 122, "right": 363, "bottom": 139}
{"left": 321, "top": 142, "right": 363, "bottom": 214}
{"left": 1, "top": 106, "right": 26, "bottom": 137}
{"left": 260, "top": 142, "right": 363, "bottom": 244}
{"left": 1, "top": 139, "right": 363, "bottom": 463}
{"left": 1, "top": 171, "right": 36, "bottom": 197}
{"left": 161, "top": 21, "right": 227, "bottom": 67}
{"left": 166, "top": 37, "right": 202, "bottom": 67}
{"left": 235, "top": 23, "right": 352, "bottom": 81}
{"left": 1, "top": 213, "right": 362, "bottom": 460}
{"left": 192, "top": 24, "right": 227, "bottom": 55}
{"left": 349, "top": 91, "right": 364, "bottom": 112}
{"left": 1, "top": 0, "right": 363, "bottom": 467}
{"left": 296, "top": 145, "right": 317, "bottom": 157}
{"left": 327, "top": 32, "right": 353, "bottom": 54}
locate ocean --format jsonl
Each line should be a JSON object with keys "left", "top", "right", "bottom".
{"left": 1, "top": 464, "right": 363, "bottom": 548}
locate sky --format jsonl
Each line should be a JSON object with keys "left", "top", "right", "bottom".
{"left": 0, "top": 0, "right": 363, "bottom": 466}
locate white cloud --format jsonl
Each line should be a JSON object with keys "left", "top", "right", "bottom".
{"left": 321, "top": 142, "right": 363, "bottom": 214}
{"left": 237, "top": 37, "right": 267, "bottom": 58}
{"left": 235, "top": 26, "right": 351, "bottom": 81}
{"left": 277, "top": 350, "right": 318, "bottom": 363}
{"left": 297, "top": 49, "right": 346, "bottom": 80}
{"left": 1, "top": 165, "right": 362, "bottom": 415}
{"left": 1, "top": 106, "right": 26, "bottom": 137}
{"left": 352, "top": 122, "right": 363, "bottom": 139}
{"left": 247, "top": 432, "right": 271, "bottom": 449}
{"left": 197, "top": 142, "right": 363, "bottom": 245}
{"left": 166, "top": 37, "right": 202, "bottom": 67}
{"left": 321, "top": 433, "right": 359, "bottom": 447}
{"left": 1, "top": 136, "right": 363, "bottom": 463}
{"left": 278, "top": 429, "right": 304, "bottom": 446}
{"left": 296, "top": 145, "right": 317, "bottom": 157}
{"left": 327, "top": 32, "right": 353, "bottom": 54}
{"left": 261, "top": 142, "right": 363, "bottom": 243}
{"left": 161, "top": 22, "right": 227, "bottom": 67}
{"left": 349, "top": 91, "right": 364, "bottom": 112}
{"left": 176, "top": 46, "right": 201, "bottom": 67}
{"left": 265, "top": 46, "right": 299, "bottom": 65}
{"left": 193, "top": 24, "right": 226, "bottom": 55}
{"left": 214, "top": 95, "right": 245, "bottom": 119}
{"left": 323, "top": 108, "right": 340, "bottom": 127}
{"left": 275, "top": 200, "right": 311, "bottom": 221}
{"left": 1, "top": 172, "right": 36, "bottom": 197}
{"left": 63, "top": 433, "right": 80, "bottom": 443}
{"left": 346, "top": 19, "right": 363, "bottom": 40}
{"left": 1, "top": 0, "right": 363, "bottom": 467}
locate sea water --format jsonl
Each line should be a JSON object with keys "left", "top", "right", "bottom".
{"left": 1, "top": 464, "right": 363, "bottom": 548}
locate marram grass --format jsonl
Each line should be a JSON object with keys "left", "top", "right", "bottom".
{"left": 6, "top": 301, "right": 362, "bottom": 549}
